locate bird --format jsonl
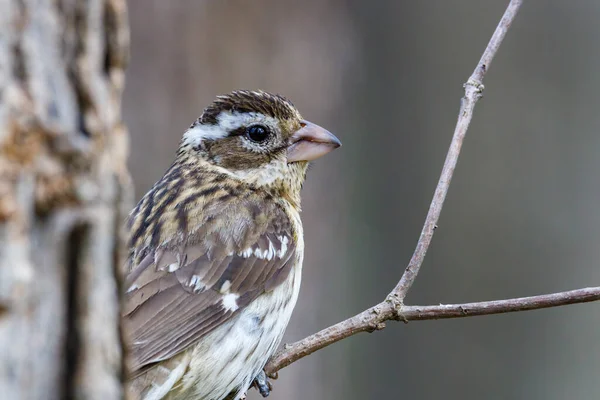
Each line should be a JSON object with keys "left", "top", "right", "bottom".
{"left": 123, "top": 90, "right": 341, "bottom": 400}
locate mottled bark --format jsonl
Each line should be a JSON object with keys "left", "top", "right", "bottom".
{"left": 0, "top": 1, "right": 130, "bottom": 399}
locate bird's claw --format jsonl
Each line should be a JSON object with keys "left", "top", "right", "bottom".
{"left": 252, "top": 370, "right": 272, "bottom": 397}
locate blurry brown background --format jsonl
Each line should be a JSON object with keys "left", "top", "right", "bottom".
{"left": 124, "top": 1, "right": 600, "bottom": 399}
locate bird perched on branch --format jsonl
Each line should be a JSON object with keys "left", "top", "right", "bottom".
{"left": 123, "top": 90, "right": 341, "bottom": 400}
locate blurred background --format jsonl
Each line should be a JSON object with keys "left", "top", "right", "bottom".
{"left": 124, "top": 1, "right": 600, "bottom": 399}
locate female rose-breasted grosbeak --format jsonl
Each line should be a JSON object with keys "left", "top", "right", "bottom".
{"left": 124, "top": 90, "right": 341, "bottom": 400}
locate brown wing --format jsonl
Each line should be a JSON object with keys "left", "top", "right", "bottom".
{"left": 123, "top": 200, "right": 296, "bottom": 373}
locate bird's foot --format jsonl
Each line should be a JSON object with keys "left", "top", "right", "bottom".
{"left": 252, "top": 370, "right": 272, "bottom": 398}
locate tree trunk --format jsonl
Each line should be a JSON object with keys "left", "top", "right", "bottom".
{"left": 0, "top": 1, "right": 130, "bottom": 399}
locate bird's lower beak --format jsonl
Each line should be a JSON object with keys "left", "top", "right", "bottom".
{"left": 287, "top": 120, "right": 341, "bottom": 162}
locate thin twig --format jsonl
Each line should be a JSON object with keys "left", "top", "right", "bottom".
{"left": 266, "top": 287, "right": 600, "bottom": 375}
{"left": 265, "top": 0, "right": 535, "bottom": 376}
{"left": 402, "top": 287, "right": 600, "bottom": 320}
{"left": 391, "top": 0, "right": 523, "bottom": 301}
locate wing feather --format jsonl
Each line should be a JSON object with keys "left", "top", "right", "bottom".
{"left": 123, "top": 199, "right": 297, "bottom": 373}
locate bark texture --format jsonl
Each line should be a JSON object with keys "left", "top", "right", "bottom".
{"left": 0, "top": 1, "right": 130, "bottom": 399}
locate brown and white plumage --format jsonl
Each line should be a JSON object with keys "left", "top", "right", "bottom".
{"left": 123, "top": 90, "right": 340, "bottom": 400}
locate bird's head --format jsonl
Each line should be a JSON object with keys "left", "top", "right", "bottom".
{"left": 176, "top": 90, "right": 341, "bottom": 205}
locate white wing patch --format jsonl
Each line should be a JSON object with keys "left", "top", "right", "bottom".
{"left": 237, "top": 235, "right": 290, "bottom": 261}
{"left": 153, "top": 234, "right": 292, "bottom": 300}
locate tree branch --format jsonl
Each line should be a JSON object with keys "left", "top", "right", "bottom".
{"left": 402, "top": 287, "right": 600, "bottom": 320}
{"left": 263, "top": 0, "right": 596, "bottom": 381}
{"left": 265, "top": 0, "right": 593, "bottom": 376}
{"left": 266, "top": 287, "right": 600, "bottom": 375}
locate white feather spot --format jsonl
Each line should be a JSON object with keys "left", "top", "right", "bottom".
{"left": 240, "top": 247, "right": 253, "bottom": 258}
{"left": 189, "top": 275, "right": 205, "bottom": 292}
{"left": 267, "top": 239, "right": 276, "bottom": 260}
{"left": 254, "top": 246, "right": 269, "bottom": 260}
{"left": 168, "top": 262, "right": 179, "bottom": 272}
{"left": 277, "top": 235, "right": 289, "bottom": 258}
{"left": 220, "top": 280, "right": 232, "bottom": 293}
{"left": 221, "top": 292, "right": 240, "bottom": 312}
{"left": 126, "top": 284, "right": 138, "bottom": 293}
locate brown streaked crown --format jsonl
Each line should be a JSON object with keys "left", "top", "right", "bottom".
{"left": 193, "top": 90, "right": 299, "bottom": 127}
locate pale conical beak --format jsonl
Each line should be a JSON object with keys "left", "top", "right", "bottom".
{"left": 287, "top": 120, "right": 341, "bottom": 162}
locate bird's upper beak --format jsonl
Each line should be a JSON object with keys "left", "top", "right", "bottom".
{"left": 287, "top": 120, "right": 341, "bottom": 162}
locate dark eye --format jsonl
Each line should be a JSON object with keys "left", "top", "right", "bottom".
{"left": 246, "top": 125, "right": 269, "bottom": 142}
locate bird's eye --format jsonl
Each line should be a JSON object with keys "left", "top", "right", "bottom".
{"left": 246, "top": 125, "right": 269, "bottom": 143}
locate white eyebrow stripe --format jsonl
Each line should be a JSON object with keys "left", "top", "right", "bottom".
{"left": 182, "top": 111, "right": 280, "bottom": 146}
{"left": 183, "top": 123, "right": 229, "bottom": 144}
